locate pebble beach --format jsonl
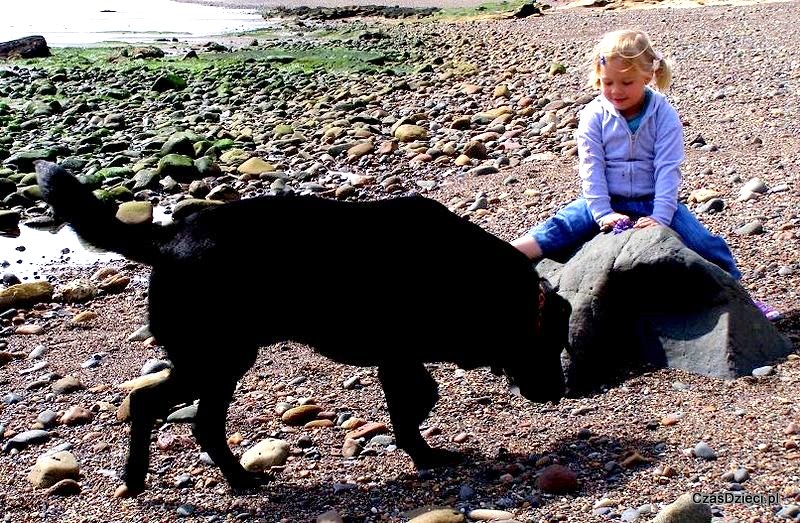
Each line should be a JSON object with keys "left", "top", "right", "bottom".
{"left": 1, "top": 1, "right": 799, "bottom": 521}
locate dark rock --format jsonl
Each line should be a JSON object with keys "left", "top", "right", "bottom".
{"left": 2, "top": 429, "right": 50, "bottom": 452}
{"left": 151, "top": 74, "right": 187, "bottom": 93}
{"left": 536, "top": 464, "right": 578, "bottom": 493}
{"left": 510, "top": 2, "right": 543, "bottom": 18}
{"left": 0, "top": 36, "right": 50, "bottom": 59}
{"left": 535, "top": 227, "right": 793, "bottom": 396}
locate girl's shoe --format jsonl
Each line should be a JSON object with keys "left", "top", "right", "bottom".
{"left": 753, "top": 299, "right": 781, "bottom": 321}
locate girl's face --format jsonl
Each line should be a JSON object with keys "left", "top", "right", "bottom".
{"left": 599, "top": 57, "right": 652, "bottom": 118}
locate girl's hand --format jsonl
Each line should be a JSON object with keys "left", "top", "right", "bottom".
{"left": 598, "top": 213, "right": 631, "bottom": 231}
{"left": 634, "top": 216, "right": 659, "bottom": 229}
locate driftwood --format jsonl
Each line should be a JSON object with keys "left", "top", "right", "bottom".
{"left": 0, "top": 36, "right": 50, "bottom": 59}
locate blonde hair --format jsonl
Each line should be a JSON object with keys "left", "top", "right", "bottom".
{"left": 587, "top": 29, "right": 673, "bottom": 92}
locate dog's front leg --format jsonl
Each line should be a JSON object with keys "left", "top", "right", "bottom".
{"left": 378, "top": 363, "right": 462, "bottom": 469}
{"left": 117, "top": 372, "right": 184, "bottom": 497}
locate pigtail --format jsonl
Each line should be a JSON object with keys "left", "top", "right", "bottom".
{"left": 651, "top": 53, "right": 673, "bottom": 92}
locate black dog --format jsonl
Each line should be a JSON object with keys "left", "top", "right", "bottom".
{"left": 35, "top": 160, "right": 568, "bottom": 496}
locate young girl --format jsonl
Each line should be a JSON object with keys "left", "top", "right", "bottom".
{"left": 512, "top": 29, "right": 785, "bottom": 320}
{"left": 512, "top": 29, "right": 743, "bottom": 281}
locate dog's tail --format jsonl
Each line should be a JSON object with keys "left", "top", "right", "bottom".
{"left": 35, "top": 161, "right": 161, "bottom": 266}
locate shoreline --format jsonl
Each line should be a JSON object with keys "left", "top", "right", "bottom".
{"left": 172, "top": 0, "right": 492, "bottom": 7}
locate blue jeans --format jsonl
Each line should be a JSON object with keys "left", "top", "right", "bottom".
{"left": 530, "top": 196, "right": 742, "bottom": 280}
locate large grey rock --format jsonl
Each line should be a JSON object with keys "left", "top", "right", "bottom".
{"left": 535, "top": 227, "right": 792, "bottom": 396}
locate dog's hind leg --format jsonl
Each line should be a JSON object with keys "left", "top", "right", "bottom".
{"left": 378, "top": 363, "right": 462, "bottom": 469}
{"left": 121, "top": 370, "right": 189, "bottom": 496}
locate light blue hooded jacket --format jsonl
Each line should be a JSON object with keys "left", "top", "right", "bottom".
{"left": 576, "top": 87, "right": 684, "bottom": 226}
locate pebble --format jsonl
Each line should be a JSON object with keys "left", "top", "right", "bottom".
{"left": 316, "top": 510, "right": 344, "bottom": 523}
{"left": 60, "top": 405, "right": 94, "bottom": 426}
{"left": 651, "top": 493, "right": 711, "bottom": 523}
{"left": 406, "top": 507, "right": 464, "bottom": 523}
{"left": 2, "top": 392, "right": 23, "bottom": 404}
{"left": 45, "top": 478, "right": 81, "bottom": 496}
{"left": 458, "top": 485, "right": 474, "bottom": 500}
{"left": 342, "top": 375, "right": 361, "bottom": 389}
{"left": 535, "top": 464, "right": 578, "bottom": 493}
{"left": 28, "top": 344, "right": 48, "bottom": 359}
{"left": 693, "top": 441, "right": 717, "bottom": 460}
{"left": 52, "top": 376, "right": 82, "bottom": 394}
{"left": 751, "top": 365, "right": 774, "bottom": 376}
{"left": 735, "top": 220, "right": 764, "bottom": 235}
{"left": 239, "top": 438, "right": 290, "bottom": 472}
{"left": 775, "top": 505, "right": 799, "bottom": 519}
{"left": 126, "top": 324, "right": 152, "bottom": 342}
{"left": 467, "top": 509, "right": 514, "bottom": 520}
{"left": 36, "top": 410, "right": 58, "bottom": 428}
{"left": 281, "top": 405, "right": 321, "bottom": 425}
{"left": 345, "top": 421, "right": 388, "bottom": 440}
{"left": 28, "top": 450, "right": 80, "bottom": 488}
{"left": 167, "top": 404, "right": 198, "bottom": 422}
{"left": 80, "top": 354, "right": 103, "bottom": 369}
{"left": 140, "top": 358, "right": 171, "bottom": 375}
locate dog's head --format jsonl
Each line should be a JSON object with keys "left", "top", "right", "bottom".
{"left": 500, "top": 279, "right": 570, "bottom": 403}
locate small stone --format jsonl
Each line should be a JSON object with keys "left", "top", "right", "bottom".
{"left": 651, "top": 493, "right": 711, "bottom": 523}
{"left": 468, "top": 508, "right": 514, "bottom": 520}
{"left": 45, "top": 478, "right": 81, "bottom": 496}
{"left": 3, "top": 430, "right": 50, "bottom": 453}
{"left": 167, "top": 404, "right": 198, "bottom": 423}
{"left": 71, "top": 311, "right": 98, "bottom": 324}
{"left": 535, "top": 464, "right": 578, "bottom": 493}
{"left": 52, "top": 376, "right": 82, "bottom": 394}
{"left": 405, "top": 507, "right": 464, "bottom": 523}
{"left": 620, "top": 451, "right": 650, "bottom": 468}
{"left": 140, "top": 359, "right": 171, "bottom": 375}
{"left": 281, "top": 404, "right": 321, "bottom": 425}
{"left": 345, "top": 421, "right": 387, "bottom": 441}
{"left": 240, "top": 438, "right": 290, "bottom": 472}
{"left": 458, "top": 485, "right": 474, "bottom": 500}
{"left": 784, "top": 422, "right": 800, "bottom": 435}
{"left": 342, "top": 438, "right": 362, "bottom": 458}
{"left": 751, "top": 365, "right": 774, "bottom": 377}
{"left": 735, "top": 220, "right": 763, "bottom": 236}
{"left": 28, "top": 345, "right": 48, "bottom": 359}
{"left": 342, "top": 375, "right": 361, "bottom": 389}
{"left": 60, "top": 405, "right": 94, "bottom": 426}
{"left": 316, "top": 509, "right": 344, "bottom": 523}
{"left": 15, "top": 324, "right": 44, "bottom": 335}
{"left": 28, "top": 451, "right": 80, "bottom": 488}
{"left": 733, "top": 468, "right": 750, "bottom": 483}
{"left": 452, "top": 432, "right": 470, "bottom": 444}
{"left": 693, "top": 441, "right": 717, "bottom": 460}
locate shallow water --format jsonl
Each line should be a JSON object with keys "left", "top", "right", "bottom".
{"left": 1, "top": 208, "right": 172, "bottom": 281}
{"left": 1, "top": 0, "right": 269, "bottom": 46}
{"left": 1, "top": 224, "right": 123, "bottom": 282}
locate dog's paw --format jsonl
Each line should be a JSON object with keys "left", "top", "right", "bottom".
{"left": 411, "top": 448, "right": 463, "bottom": 469}
{"left": 113, "top": 482, "right": 143, "bottom": 498}
{"left": 228, "top": 470, "right": 273, "bottom": 493}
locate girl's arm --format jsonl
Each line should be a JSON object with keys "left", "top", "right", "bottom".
{"left": 577, "top": 108, "right": 613, "bottom": 224}
{"left": 650, "top": 108, "right": 684, "bottom": 225}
